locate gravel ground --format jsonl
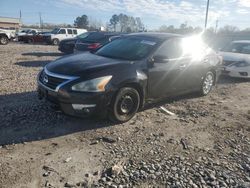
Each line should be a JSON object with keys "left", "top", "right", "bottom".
{"left": 0, "top": 43, "right": 249, "bottom": 188}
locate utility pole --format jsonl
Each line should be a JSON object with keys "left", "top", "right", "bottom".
{"left": 19, "top": 10, "right": 22, "bottom": 30}
{"left": 39, "top": 12, "right": 42, "bottom": 29}
{"left": 19, "top": 10, "right": 22, "bottom": 20}
{"left": 205, "top": 0, "right": 210, "bottom": 29}
{"left": 215, "top": 19, "right": 219, "bottom": 33}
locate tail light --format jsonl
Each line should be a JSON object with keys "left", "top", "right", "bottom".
{"left": 87, "top": 43, "right": 101, "bottom": 49}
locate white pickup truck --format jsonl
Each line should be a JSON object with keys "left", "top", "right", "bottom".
{"left": 0, "top": 29, "right": 16, "bottom": 45}
{"left": 43, "top": 28, "right": 87, "bottom": 45}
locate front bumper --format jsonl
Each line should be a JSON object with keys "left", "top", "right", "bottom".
{"left": 58, "top": 44, "right": 74, "bottom": 54}
{"left": 37, "top": 81, "right": 113, "bottom": 118}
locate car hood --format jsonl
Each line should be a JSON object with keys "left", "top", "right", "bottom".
{"left": 219, "top": 52, "right": 250, "bottom": 63}
{"left": 46, "top": 52, "right": 132, "bottom": 76}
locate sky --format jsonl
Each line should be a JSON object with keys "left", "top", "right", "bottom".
{"left": 0, "top": 0, "right": 250, "bottom": 30}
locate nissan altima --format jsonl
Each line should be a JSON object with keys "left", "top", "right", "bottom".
{"left": 220, "top": 40, "right": 250, "bottom": 78}
{"left": 37, "top": 33, "right": 221, "bottom": 123}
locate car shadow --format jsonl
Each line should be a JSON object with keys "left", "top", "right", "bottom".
{"left": 15, "top": 60, "right": 50, "bottom": 67}
{"left": 1, "top": 75, "right": 248, "bottom": 146}
{"left": 0, "top": 91, "right": 115, "bottom": 146}
{"left": 22, "top": 52, "right": 63, "bottom": 57}
{"left": 141, "top": 92, "right": 200, "bottom": 111}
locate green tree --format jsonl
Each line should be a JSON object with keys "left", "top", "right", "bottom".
{"left": 74, "top": 15, "right": 89, "bottom": 29}
{"left": 110, "top": 14, "right": 119, "bottom": 32}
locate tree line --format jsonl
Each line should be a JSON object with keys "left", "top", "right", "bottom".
{"left": 73, "top": 13, "right": 145, "bottom": 32}
{"left": 158, "top": 23, "right": 250, "bottom": 35}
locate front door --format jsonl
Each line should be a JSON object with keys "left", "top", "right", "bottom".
{"left": 147, "top": 38, "right": 191, "bottom": 98}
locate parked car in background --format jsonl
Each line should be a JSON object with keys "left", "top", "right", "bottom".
{"left": 43, "top": 28, "right": 87, "bottom": 45}
{"left": 16, "top": 29, "right": 29, "bottom": 37}
{"left": 74, "top": 32, "right": 122, "bottom": 53}
{"left": 18, "top": 29, "right": 39, "bottom": 42}
{"left": 58, "top": 32, "right": 93, "bottom": 54}
{"left": 0, "top": 29, "right": 16, "bottom": 45}
{"left": 220, "top": 40, "right": 250, "bottom": 78}
{"left": 38, "top": 33, "right": 221, "bottom": 122}
{"left": 22, "top": 32, "right": 50, "bottom": 44}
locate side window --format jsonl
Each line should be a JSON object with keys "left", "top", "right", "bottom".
{"left": 31, "top": 30, "right": 36, "bottom": 34}
{"left": 58, "top": 29, "right": 66, "bottom": 34}
{"left": 241, "top": 44, "right": 250, "bottom": 54}
{"left": 73, "top": 30, "right": 77, "bottom": 34}
{"left": 67, "top": 29, "right": 72, "bottom": 34}
{"left": 154, "top": 38, "right": 182, "bottom": 59}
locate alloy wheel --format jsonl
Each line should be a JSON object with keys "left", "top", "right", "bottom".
{"left": 202, "top": 72, "right": 214, "bottom": 95}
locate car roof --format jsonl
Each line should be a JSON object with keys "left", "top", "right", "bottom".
{"left": 232, "top": 40, "right": 250, "bottom": 44}
{"left": 126, "top": 32, "right": 182, "bottom": 40}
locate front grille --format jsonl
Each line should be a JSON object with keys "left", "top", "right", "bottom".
{"left": 39, "top": 70, "right": 68, "bottom": 90}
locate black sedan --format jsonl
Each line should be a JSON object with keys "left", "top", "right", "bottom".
{"left": 37, "top": 33, "right": 221, "bottom": 123}
{"left": 58, "top": 32, "right": 92, "bottom": 54}
{"left": 74, "top": 32, "right": 121, "bottom": 53}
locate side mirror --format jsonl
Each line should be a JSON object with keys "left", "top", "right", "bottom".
{"left": 151, "top": 55, "right": 169, "bottom": 63}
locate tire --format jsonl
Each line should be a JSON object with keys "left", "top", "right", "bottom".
{"left": 52, "top": 38, "right": 59, "bottom": 45}
{"left": 108, "top": 87, "right": 140, "bottom": 123}
{"left": 28, "top": 38, "right": 33, "bottom": 44}
{"left": 0, "top": 36, "right": 9, "bottom": 45}
{"left": 200, "top": 71, "right": 215, "bottom": 96}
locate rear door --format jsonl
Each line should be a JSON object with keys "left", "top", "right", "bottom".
{"left": 67, "top": 29, "right": 74, "bottom": 38}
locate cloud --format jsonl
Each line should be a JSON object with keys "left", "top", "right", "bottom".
{"left": 60, "top": 0, "right": 225, "bottom": 22}
{"left": 237, "top": 8, "right": 250, "bottom": 14}
{"left": 238, "top": 0, "right": 250, "bottom": 7}
{"left": 58, "top": 0, "right": 238, "bottom": 28}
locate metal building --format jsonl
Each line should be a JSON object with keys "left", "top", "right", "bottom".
{"left": 0, "top": 17, "right": 21, "bottom": 29}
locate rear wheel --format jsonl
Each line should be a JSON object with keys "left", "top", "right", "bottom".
{"left": 200, "top": 71, "right": 214, "bottom": 96}
{"left": 108, "top": 87, "right": 140, "bottom": 123}
{"left": 0, "top": 36, "right": 8, "bottom": 45}
{"left": 28, "top": 38, "right": 34, "bottom": 44}
{"left": 52, "top": 38, "right": 59, "bottom": 45}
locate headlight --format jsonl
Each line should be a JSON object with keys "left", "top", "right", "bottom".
{"left": 71, "top": 76, "right": 112, "bottom": 92}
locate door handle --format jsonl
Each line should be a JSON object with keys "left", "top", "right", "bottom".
{"left": 204, "top": 58, "right": 209, "bottom": 63}
{"left": 179, "top": 64, "right": 187, "bottom": 69}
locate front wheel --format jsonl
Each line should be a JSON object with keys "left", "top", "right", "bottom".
{"left": 28, "top": 38, "right": 34, "bottom": 44}
{"left": 200, "top": 71, "right": 215, "bottom": 96}
{"left": 52, "top": 38, "right": 59, "bottom": 45}
{"left": 0, "top": 36, "right": 9, "bottom": 45}
{"left": 108, "top": 87, "right": 140, "bottom": 123}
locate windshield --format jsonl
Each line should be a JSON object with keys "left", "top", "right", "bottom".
{"left": 223, "top": 42, "right": 250, "bottom": 54}
{"left": 51, "top": 28, "right": 60, "bottom": 34}
{"left": 95, "top": 37, "right": 159, "bottom": 60}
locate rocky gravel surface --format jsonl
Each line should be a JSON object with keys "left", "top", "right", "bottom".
{"left": 0, "top": 43, "right": 250, "bottom": 188}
